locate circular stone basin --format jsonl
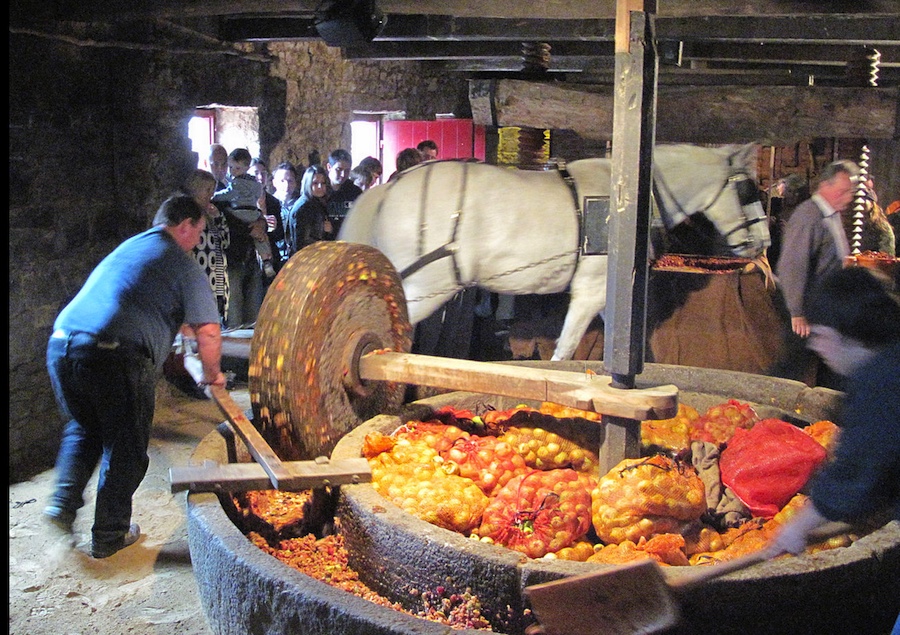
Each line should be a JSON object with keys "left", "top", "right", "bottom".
{"left": 186, "top": 362, "right": 900, "bottom": 635}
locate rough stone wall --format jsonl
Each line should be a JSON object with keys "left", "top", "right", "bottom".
{"left": 8, "top": 25, "right": 469, "bottom": 482}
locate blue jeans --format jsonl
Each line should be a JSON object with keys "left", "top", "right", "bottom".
{"left": 46, "top": 334, "right": 156, "bottom": 549}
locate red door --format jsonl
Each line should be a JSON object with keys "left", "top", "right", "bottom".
{"left": 382, "top": 119, "right": 486, "bottom": 179}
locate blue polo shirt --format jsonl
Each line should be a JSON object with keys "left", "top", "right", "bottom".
{"left": 54, "top": 226, "right": 220, "bottom": 370}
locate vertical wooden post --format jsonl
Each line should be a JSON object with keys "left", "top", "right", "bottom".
{"left": 599, "top": 0, "right": 659, "bottom": 474}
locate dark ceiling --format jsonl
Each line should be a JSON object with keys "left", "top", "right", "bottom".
{"left": 225, "top": 13, "right": 900, "bottom": 88}
{"left": 12, "top": 1, "right": 900, "bottom": 87}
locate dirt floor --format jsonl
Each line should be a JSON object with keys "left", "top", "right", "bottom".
{"left": 8, "top": 380, "right": 251, "bottom": 635}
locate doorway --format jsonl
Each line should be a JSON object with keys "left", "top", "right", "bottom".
{"left": 188, "top": 105, "right": 261, "bottom": 169}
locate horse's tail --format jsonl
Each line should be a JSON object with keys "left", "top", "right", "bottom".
{"left": 337, "top": 184, "right": 390, "bottom": 245}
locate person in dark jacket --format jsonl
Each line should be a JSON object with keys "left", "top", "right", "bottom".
{"left": 772, "top": 266, "right": 900, "bottom": 555}
{"left": 285, "top": 164, "right": 331, "bottom": 257}
{"left": 325, "top": 148, "right": 363, "bottom": 238}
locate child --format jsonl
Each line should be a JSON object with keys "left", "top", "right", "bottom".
{"left": 213, "top": 148, "right": 277, "bottom": 278}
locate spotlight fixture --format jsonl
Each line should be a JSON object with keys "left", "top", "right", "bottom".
{"left": 315, "top": 0, "right": 386, "bottom": 47}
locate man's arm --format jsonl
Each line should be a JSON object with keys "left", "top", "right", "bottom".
{"left": 776, "top": 206, "right": 816, "bottom": 336}
{"left": 187, "top": 322, "right": 226, "bottom": 387}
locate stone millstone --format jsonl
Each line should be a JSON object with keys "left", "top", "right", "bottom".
{"left": 249, "top": 241, "right": 412, "bottom": 461}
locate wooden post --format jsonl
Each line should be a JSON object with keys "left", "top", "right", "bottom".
{"left": 600, "top": 0, "right": 659, "bottom": 474}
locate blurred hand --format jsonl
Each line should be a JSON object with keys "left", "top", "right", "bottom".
{"left": 265, "top": 215, "right": 277, "bottom": 231}
{"left": 769, "top": 503, "right": 829, "bottom": 556}
{"left": 770, "top": 520, "right": 809, "bottom": 555}
{"left": 791, "top": 316, "right": 810, "bottom": 338}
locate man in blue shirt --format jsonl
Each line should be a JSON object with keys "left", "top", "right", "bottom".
{"left": 44, "top": 194, "right": 226, "bottom": 558}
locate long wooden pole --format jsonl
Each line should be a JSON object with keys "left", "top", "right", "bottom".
{"left": 599, "top": 0, "right": 659, "bottom": 474}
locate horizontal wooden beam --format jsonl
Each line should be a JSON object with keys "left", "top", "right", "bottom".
{"left": 469, "top": 79, "right": 899, "bottom": 143}
{"left": 342, "top": 41, "right": 899, "bottom": 67}
{"left": 169, "top": 457, "right": 372, "bottom": 493}
{"left": 216, "top": 14, "right": 899, "bottom": 46}
{"left": 342, "top": 41, "right": 614, "bottom": 61}
{"left": 48, "top": 1, "right": 900, "bottom": 22}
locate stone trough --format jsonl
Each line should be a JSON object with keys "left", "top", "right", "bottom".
{"left": 185, "top": 362, "right": 900, "bottom": 635}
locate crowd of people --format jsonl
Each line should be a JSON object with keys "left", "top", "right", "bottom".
{"left": 192, "top": 141, "right": 439, "bottom": 332}
{"left": 187, "top": 143, "right": 418, "bottom": 330}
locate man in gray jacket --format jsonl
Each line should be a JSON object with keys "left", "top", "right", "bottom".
{"left": 775, "top": 159, "right": 859, "bottom": 386}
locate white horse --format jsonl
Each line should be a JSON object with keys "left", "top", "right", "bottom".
{"left": 338, "top": 143, "right": 770, "bottom": 361}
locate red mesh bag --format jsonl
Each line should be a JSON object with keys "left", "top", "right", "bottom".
{"left": 477, "top": 469, "right": 593, "bottom": 558}
{"left": 719, "top": 419, "right": 828, "bottom": 518}
{"left": 441, "top": 434, "right": 530, "bottom": 497}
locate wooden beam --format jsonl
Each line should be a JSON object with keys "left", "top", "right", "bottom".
{"left": 469, "top": 79, "right": 899, "bottom": 143}
{"left": 342, "top": 41, "right": 614, "bottom": 61}
{"left": 51, "top": 1, "right": 900, "bottom": 22}
{"left": 169, "top": 457, "right": 372, "bottom": 493}
{"left": 215, "top": 14, "right": 899, "bottom": 47}
{"left": 598, "top": 0, "right": 659, "bottom": 472}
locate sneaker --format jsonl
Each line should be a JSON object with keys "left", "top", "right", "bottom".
{"left": 91, "top": 523, "right": 141, "bottom": 559}
{"left": 43, "top": 506, "right": 75, "bottom": 534}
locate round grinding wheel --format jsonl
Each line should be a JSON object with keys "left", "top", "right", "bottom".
{"left": 249, "top": 241, "right": 413, "bottom": 460}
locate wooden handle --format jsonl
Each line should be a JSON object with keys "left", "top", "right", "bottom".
{"left": 667, "top": 521, "right": 854, "bottom": 592}
{"left": 182, "top": 352, "right": 290, "bottom": 489}
{"left": 207, "top": 384, "right": 292, "bottom": 489}
{"left": 358, "top": 352, "right": 678, "bottom": 420}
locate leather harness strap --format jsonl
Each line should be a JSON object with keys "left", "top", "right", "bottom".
{"left": 399, "top": 162, "right": 468, "bottom": 284}
{"left": 552, "top": 159, "right": 583, "bottom": 252}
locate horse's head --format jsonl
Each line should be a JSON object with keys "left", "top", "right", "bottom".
{"left": 652, "top": 143, "right": 771, "bottom": 258}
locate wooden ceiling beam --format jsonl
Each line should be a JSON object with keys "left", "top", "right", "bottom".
{"left": 46, "top": 1, "right": 900, "bottom": 22}
{"left": 338, "top": 40, "right": 898, "bottom": 68}
{"left": 469, "top": 79, "right": 899, "bottom": 143}
{"left": 341, "top": 41, "right": 614, "bottom": 61}
{"left": 216, "top": 14, "right": 898, "bottom": 45}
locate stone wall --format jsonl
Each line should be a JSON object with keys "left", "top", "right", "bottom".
{"left": 265, "top": 41, "right": 469, "bottom": 168}
{"left": 8, "top": 23, "right": 470, "bottom": 483}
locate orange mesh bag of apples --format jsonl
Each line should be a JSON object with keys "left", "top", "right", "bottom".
{"left": 690, "top": 399, "right": 759, "bottom": 445}
{"left": 588, "top": 533, "right": 689, "bottom": 567}
{"left": 499, "top": 426, "right": 598, "bottom": 473}
{"left": 591, "top": 455, "right": 706, "bottom": 545}
{"left": 372, "top": 461, "right": 489, "bottom": 534}
{"left": 641, "top": 403, "right": 700, "bottom": 454}
{"left": 802, "top": 420, "right": 841, "bottom": 456}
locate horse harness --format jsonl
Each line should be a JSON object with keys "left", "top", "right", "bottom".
{"left": 652, "top": 149, "right": 767, "bottom": 254}
{"left": 390, "top": 160, "right": 469, "bottom": 283}
{"left": 389, "top": 160, "right": 581, "bottom": 288}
